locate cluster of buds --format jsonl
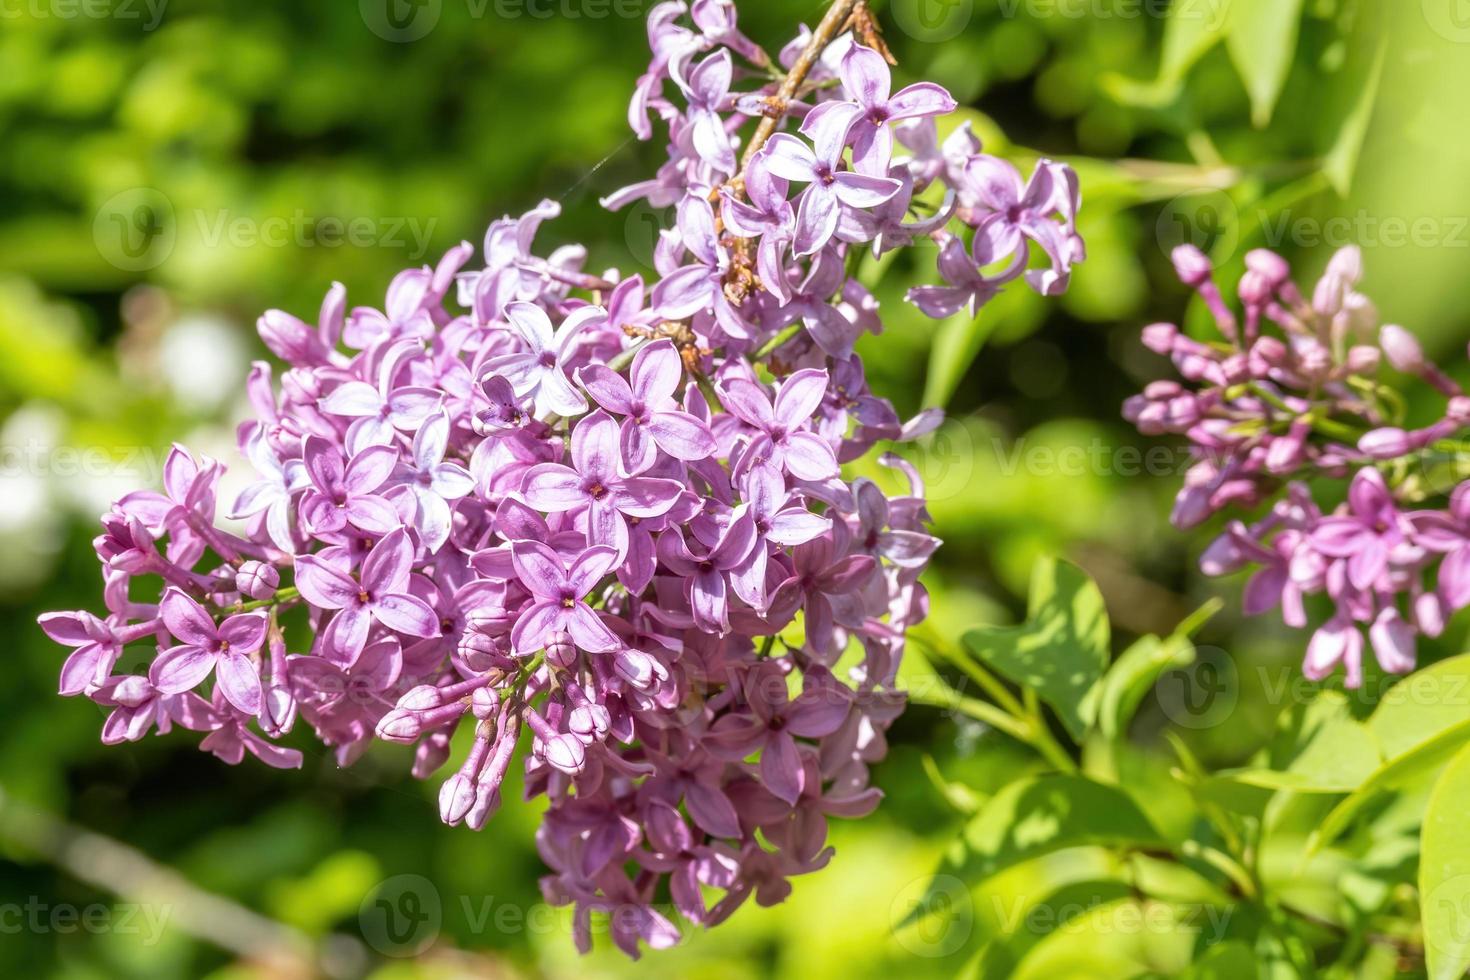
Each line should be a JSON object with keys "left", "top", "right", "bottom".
{"left": 1128, "top": 243, "right": 1470, "bottom": 687}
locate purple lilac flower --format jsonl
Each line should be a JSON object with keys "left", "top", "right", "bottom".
{"left": 35, "top": 5, "right": 1098, "bottom": 958}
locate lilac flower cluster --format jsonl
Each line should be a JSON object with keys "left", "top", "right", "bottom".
{"left": 1127, "top": 243, "right": 1470, "bottom": 687}
{"left": 39, "top": 2, "right": 1087, "bottom": 957}
{"left": 608, "top": 1, "right": 1084, "bottom": 335}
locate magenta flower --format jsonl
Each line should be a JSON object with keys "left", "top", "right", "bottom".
{"left": 299, "top": 439, "right": 401, "bottom": 537}
{"left": 655, "top": 514, "right": 756, "bottom": 634}
{"left": 344, "top": 267, "right": 436, "bottom": 349}
{"left": 389, "top": 410, "right": 476, "bottom": 553}
{"left": 720, "top": 153, "right": 796, "bottom": 302}
{"left": 764, "top": 116, "right": 901, "bottom": 256}
{"left": 149, "top": 590, "right": 268, "bottom": 716}
{"left": 578, "top": 339, "right": 716, "bottom": 471}
{"left": 318, "top": 345, "right": 444, "bottom": 454}
{"left": 905, "top": 235, "right": 1009, "bottom": 320}
{"left": 509, "top": 541, "right": 620, "bottom": 655}
{"left": 522, "top": 410, "right": 685, "bottom": 558}
{"left": 640, "top": 799, "right": 739, "bottom": 923}
{"left": 707, "top": 665, "right": 851, "bottom": 804}
{"left": 675, "top": 48, "right": 737, "bottom": 174}
{"left": 650, "top": 194, "right": 750, "bottom": 339}
{"left": 1311, "top": 469, "right": 1408, "bottom": 592}
{"left": 719, "top": 369, "right": 839, "bottom": 482}
{"left": 484, "top": 302, "right": 600, "bottom": 418}
{"left": 229, "top": 423, "right": 308, "bottom": 553}
{"left": 294, "top": 528, "right": 440, "bottom": 665}
{"left": 961, "top": 156, "right": 1081, "bottom": 296}
{"left": 837, "top": 44, "right": 957, "bottom": 176}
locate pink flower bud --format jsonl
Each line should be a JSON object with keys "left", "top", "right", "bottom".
{"left": 471, "top": 687, "right": 499, "bottom": 720}
{"left": 1171, "top": 245, "right": 1212, "bottom": 287}
{"left": 545, "top": 630, "right": 578, "bottom": 668}
{"left": 439, "top": 773, "right": 476, "bottom": 826}
{"left": 1237, "top": 269, "right": 1273, "bottom": 307}
{"left": 1358, "top": 428, "right": 1412, "bottom": 459}
{"left": 1141, "top": 322, "right": 1178, "bottom": 354}
{"left": 236, "top": 561, "right": 280, "bottom": 601}
{"left": 541, "top": 732, "right": 587, "bottom": 775}
{"left": 1244, "top": 248, "right": 1290, "bottom": 287}
{"left": 1379, "top": 325, "right": 1424, "bottom": 373}
{"left": 1344, "top": 345, "right": 1380, "bottom": 375}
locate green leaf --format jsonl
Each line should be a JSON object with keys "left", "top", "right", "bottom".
{"left": 963, "top": 558, "right": 1110, "bottom": 740}
{"left": 1323, "top": 38, "right": 1387, "bottom": 196}
{"left": 1368, "top": 655, "right": 1470, "bottom": 759}
{"left": 1223, "top": 713, "right": 1381, "bottom": 793}
{"left": 975, "top": 880, "right": 1136, "bottom": 978}
{"left": 1183, "top": 941, "right": 1258, "bottom": 980}
{"left": 1225, "top": 0, "right": 1305, "bottom": 127}
{"left": 1161, "top": 0, "right": 1233, "bottom": 85}
{"left": 943, "top": 773, "right": 1164, "bottom": 883}
{"left": 1420, "top": 740, "right": 1470, "bottom": 980}
{"left": 1306, "top": 657, "right": 1470, "bottom": 852}
{"left": 1083, "top": 632, "right": 1194, "bottom": 740}
{"left": 1308, "top": 718, "right": 1470, "bottom": 855}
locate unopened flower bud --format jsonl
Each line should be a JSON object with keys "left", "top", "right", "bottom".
{"left": 1344, "top": 345, "right": 1380, "bottom": 376}
{"left": 439, "top": 773, "right": 476, "bottom": 826}
{"left": 471, "top": 687, "right": 499, "bottom": 720}
{"left": 1238, "top": 269, "right": 1273, "bottom": 307}
{"left": 1380, "top": 325, "right": 1424, "bottom": 373}
{"left": 1141, "top": 322, "right": 1178, "bottom": 354}
{"left": 457, "top": 631, "right": 502, "bottom": 671}
{"left": 1171, "top": 245, "right": 1212, "bottom": 287}
{"left": 236, "top": 561, "right": 280, "bottom": 601}
{"left": 1244, "top": 248, "right": 1290, "bottom": 287}
{"left": 541, "top": 732, "right": 587, "bottom": 775}
{"left": 1358, "top": 427, "right": 1412, "bottom": 460}
{"left": 545, "top": 630, "right": 578, "bottom": 668}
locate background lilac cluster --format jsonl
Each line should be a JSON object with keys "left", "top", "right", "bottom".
{"left": 1127, "top": 244, "right": 1470, "bottom": 689}
{"left": 37, "top": 0, "right": 1090, "bottom": 958}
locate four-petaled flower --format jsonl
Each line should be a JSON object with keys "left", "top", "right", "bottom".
{"left": 294, "top": 528, "right": 440, "bottom": 665}
{"left": 579, "top": 339, "right": 717, "bottom": 472}
{"left": 149, "top": 590, "right": 269, "bottom": 716}
{"left": 509, "top": 541, "right": 621, "bottom": 655}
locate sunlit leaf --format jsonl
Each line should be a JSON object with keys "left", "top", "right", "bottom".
{"left": 963, "top": 558, "right": 1109, "bottom": 740}
{"left": 1420, "top": 740, "right": 1470, "bottom": 980}
{"left": 1225, "top": 0, "right": 1305, "bottom": 126}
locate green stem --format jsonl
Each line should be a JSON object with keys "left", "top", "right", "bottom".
{"left": 236, "top": 586, "right": 300, "bottom": 614}
{"left": 750, "top": 323, "right": 803, "bottom": 362}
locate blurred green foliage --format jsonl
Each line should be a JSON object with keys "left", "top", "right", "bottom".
{"left": 3, "top": 0, "right": 1470, "bottom": 977}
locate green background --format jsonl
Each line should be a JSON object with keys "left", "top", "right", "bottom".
{"left": 2, "top": 0, "right": 1467, "bottom": 976}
